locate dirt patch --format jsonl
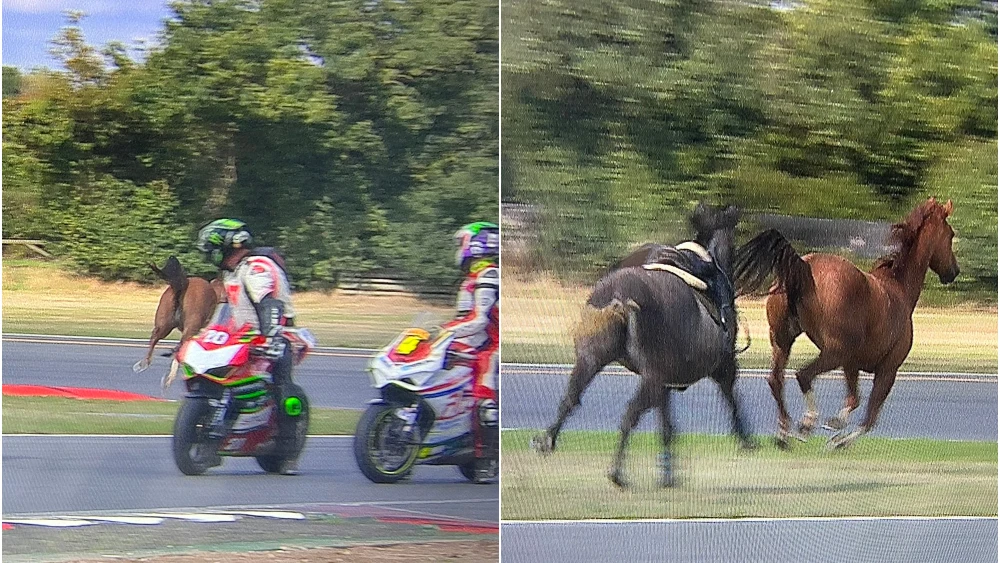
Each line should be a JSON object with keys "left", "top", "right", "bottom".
{"left": 65, "top": 540, "right": 498, "bottom": 563}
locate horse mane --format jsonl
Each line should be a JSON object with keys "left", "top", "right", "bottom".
{"left": 871, "top": 199, "right": 946, "bottom": 279}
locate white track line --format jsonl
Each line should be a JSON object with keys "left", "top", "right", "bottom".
{"left": 501, "top": 362, "right": 998, "bottom": 383}
{"left": 5, "top": 499, "right": 499, "bottom": 521}
{"left": 503, "top": 515, "right": 997, "bottom": 525}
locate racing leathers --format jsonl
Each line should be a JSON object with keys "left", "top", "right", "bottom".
{"left": 441, "top": 258, "right": 499, "bottom": 467}
{"left": 216, "top": 251, "right": 301, "bottom": 469}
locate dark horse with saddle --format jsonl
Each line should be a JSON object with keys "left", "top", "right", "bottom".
{"left": 531, "top": 203, "right": 754, "bottom": 488}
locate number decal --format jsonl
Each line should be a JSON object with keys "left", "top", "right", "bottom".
{"left": 203, "top": 330, "right": 230, "bottom": 345}
{"left": 396, "top": 335, "right": 423, "bottom": 355}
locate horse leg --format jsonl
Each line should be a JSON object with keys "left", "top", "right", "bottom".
{"left": 716, "top": 358, "right": 756, "bottom": 451}
{"left": 134, "top": 303, "right": 176, "bottom": 373}
{"left": 163, "top": 322, "right": 199, "bottom": 390}
{"left": 657, "top": 388, "right": 676, "bottom": 488}
{"left": 824, "top": 366, "right": 860, "bottom": 431}
{"left": 608, "top": 379, "right": 658, "bottom": 489}
{"left": 793, "top": 350, "right": 841, "bottom": 440}
{"left": 830, "top": 367, "right": 896, "bottom": 449}
{"left": 531, "top": 350, "right": 608, "bottom": 454}
{"left": 766, "top": 298, "right": 799, "bottom": 449}
{"left": 532, "top": 313, "right": 623, "bottom": 454}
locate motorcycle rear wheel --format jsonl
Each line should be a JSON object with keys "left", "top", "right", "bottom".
{"left": 353, "top": 404, "right": 420, "bottom": 483}
{"left": 173, "top": 398, "right": 218, "bottom": 476}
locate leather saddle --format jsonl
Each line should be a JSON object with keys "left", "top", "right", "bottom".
{"left": 641, "top": 242, "right": 725, "bottom": 326}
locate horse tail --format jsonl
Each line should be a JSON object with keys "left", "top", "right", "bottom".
{"left": 733, "top": 229, "right": 811, "bottom": 317}
{"left": 572, "top": 297, "right": 638, "bottom": 342}
{"left": 150, "top": 256, "right": 189, "bottom": 301}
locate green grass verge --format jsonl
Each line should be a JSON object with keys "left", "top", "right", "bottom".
{"left": 2, "top": 396, "right": 361, "bottom": 435}
{"left": 501, "top": 429, "right": 998, "bottom": 520}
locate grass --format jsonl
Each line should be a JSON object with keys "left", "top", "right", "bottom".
{"left": 1, "top": 260, "right": 453, "bottom": 348}
{"left": 502, "top": 274, "right": 999, "bottom": 373}
{"left": 501, "top": 429, "right": 999, "bottom": 520}
{"left": 1, "top": 395, "right": 361, "bottom": 435}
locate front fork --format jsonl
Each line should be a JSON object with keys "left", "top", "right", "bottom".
{"left": 394, "top": 404, "right": 422, "bottom": 446}
{"left": 476, "top": 399, "right": 499, "bottom": 459}
{"left": 206, "top": 389, "right": 234, "bottom": 440}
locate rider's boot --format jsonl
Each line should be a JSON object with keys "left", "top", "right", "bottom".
{"left": 473, "top": 398, "right": 499, "bottom": 483}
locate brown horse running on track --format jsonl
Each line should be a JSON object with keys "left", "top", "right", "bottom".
{"left": 734, "top": 198, "right": 959, "bottom": 449}
{"left": 133, "top": 256, "right": 222, "bottom": 387}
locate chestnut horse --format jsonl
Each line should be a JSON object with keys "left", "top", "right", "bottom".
{"left": 734, "top": 198, "right": 959, "bottom": 448}
{"left": 133, "top": 256, "right": 223, "bottom": 388}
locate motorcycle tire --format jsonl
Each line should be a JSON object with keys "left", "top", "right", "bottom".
{"left": 353, "top": 403, "right": 420, "bottom": 484}
{"left": 459, "top": 458, "right": 498, "bottom": 484}
{"left": 256, "top": 386, "right": 310, "bottom": 474}
{"left": 172, "top": 397, "right": 218, "bottom": 476}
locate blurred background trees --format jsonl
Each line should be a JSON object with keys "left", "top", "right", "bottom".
{"left": 3, "top": 0, "right": 499, "bottom": 289}
{"left": 503, "top": 0, "right": 996, "bottom": 298}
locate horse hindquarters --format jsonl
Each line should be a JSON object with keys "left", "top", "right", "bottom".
{"left": 183, "top": 278, "right": 221, "bottom": 336}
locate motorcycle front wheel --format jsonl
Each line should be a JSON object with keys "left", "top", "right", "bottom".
{"left": 172, "top": 397, "right": 218, "bottom": 476}
{"left": 353, "top": 404, "right": 420, "bottom": 483}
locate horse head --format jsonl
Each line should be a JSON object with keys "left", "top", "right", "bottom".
{"left": 888, "top": 197, "right": 959, "bottom": 285}
{"left": 690, "top": 203, "right": 740, "bottom": 274}
{"left": 925, "top": 198, "right": 960, "bottom": 284}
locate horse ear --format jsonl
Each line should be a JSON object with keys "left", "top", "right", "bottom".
{"left": 724, "top": 205, "right": 740, "bottom": 223}
{"left": 690, "top": 202, "right": 711, "bottom": 233}
{"left": 943, "top": 199, "right": 953, "bottom": 217}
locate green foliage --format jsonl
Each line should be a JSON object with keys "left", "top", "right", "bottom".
{"left": 923, "top": 140, "right": 998, "bottom": 288}
{"left": 48, "top": 174, "right": 199, "bottom": 281}
{"left": 3, "top": 2, "right": 498, "bottom": 289}
{"left": 2, "top": 66, "right": 22, "bottom": 98}
{"left": 504, "top": 0, "right": 997, "bottom": 295}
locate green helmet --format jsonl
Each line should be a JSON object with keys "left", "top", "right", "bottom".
{"left": 197, "top": 219, "right": 253, "bottom": 267}
{"left": 454, "top": 221, "right": 499, "bottom": 267}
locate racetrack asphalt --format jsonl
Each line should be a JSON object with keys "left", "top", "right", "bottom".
{"left": 2, "top": 336, "right": 498, "bottom": 528}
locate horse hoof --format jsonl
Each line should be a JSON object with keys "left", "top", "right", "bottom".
{"left": 739, "top": 437, "right": 759, "bottom": 451}
{"left": 133, "top": 360, "right": 150, "bottom": 373}
{"left": 827, "top": 429, "right": 862, "bottom": 450}
{"left": 773, "top": 436, "right": 790, "bottom": 450}
{"left": 530, "top": 434, "right": 553, "bottom": 455}
{"left": 660, "top": 475, "right": 676, "bottom": 488}
{"left": 608, "top": 470, "right": 628, "bottom": 489}
{"left": 822, "top": 417, "right": 846, "bottom": 432}
{"left": 796, "top": 423, "right": 815, "bottom": 440}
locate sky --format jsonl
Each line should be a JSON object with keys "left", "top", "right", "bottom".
{"left": 3, "top": 0, "right": 174, "bottom": 70}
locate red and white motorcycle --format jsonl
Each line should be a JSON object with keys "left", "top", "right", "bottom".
{"left": 172, "top": 305, "right": 315, "bottom": 475}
